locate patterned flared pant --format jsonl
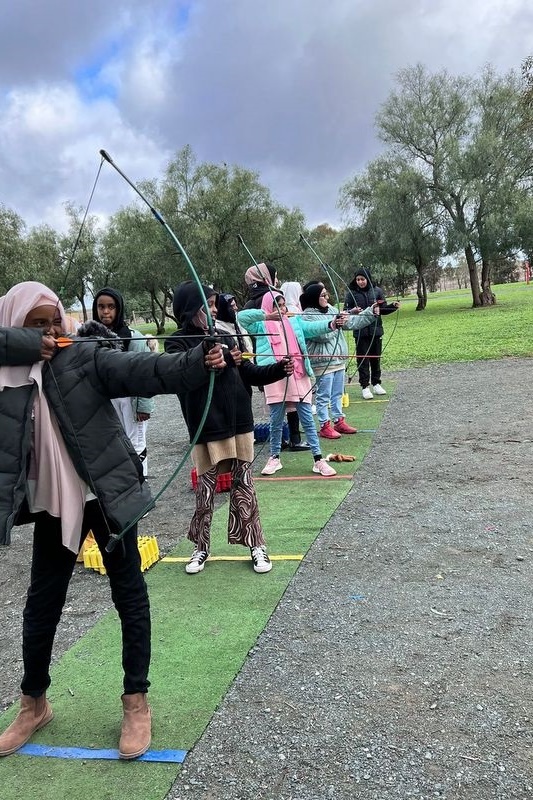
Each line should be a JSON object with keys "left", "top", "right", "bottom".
{"left": 188, "top": 460, "right": 265, "bottom": 552}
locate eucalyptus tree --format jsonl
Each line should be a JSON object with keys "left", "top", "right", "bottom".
{"left": 512, "top": 191, "right": 533, "bottom": 266}
{"left": 100, "top": 204, "right": 181, "bottom": 332}
{"left": 156, "top": 146, "right": 309, "bottom": 305}
{"left": 467, "top": 68, "right": 533, "bottom": 297}
{"left": 25, "top": 224, "right": 62, "bottom": 292}
{"left": 261, "top": 207, "right": 309, "bottom": 290}
{"left": 521, "top": 55, "right": 533, "bottom": 117}
{"left": 377, "top": 64, "right": 533, "bottom": 307}
{"left": 56, "top": 202, "right": 102, "bottom": 318}
{"left": 0, "top": 206, "right": 26, "bottom": 293}
{"left": 291, "top": 223, "right": 339, "bottom": 295}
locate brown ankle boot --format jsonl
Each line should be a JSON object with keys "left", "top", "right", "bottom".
{"left": 0, "top": 694, "right": 53, "bottom": 757}
{"left": 119, "top": 693, "right": 151, "bottom": 759}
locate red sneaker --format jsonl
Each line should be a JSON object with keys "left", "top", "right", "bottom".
{"left": 333, "top": 416, "right": 357, "bottom": 434}
{"left": 319, "top": 421, "right": 341, "bottom": 439}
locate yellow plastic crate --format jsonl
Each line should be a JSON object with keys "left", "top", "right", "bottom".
{"left": 83, "top": 535, "right": 160, "bottom": 575}
{"left": 76, "top": 530, "right": 96, "bottom": 562}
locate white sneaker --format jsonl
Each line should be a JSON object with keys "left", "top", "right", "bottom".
{"left": 261, "top": 456, "right": 283, "bottom": 476}
{"left": 250, "top": 546, "right": 273, "bottom": 573}
{"left": 362, "top": 387, "right": 373, "bottom": 400}
{"left": 372, "top": 384, "right": 387, "bottom": 396}
{"left": 185, "top": 550, "right": 209, "bottom": 574}
{"left": 312, "top": 459, "right": 337, "bottom": 477}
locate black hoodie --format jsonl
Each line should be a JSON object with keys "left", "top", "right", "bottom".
{"left": 92, "top": 287, "right": 133, "bottom": 349}
{"left": 243, "top": 262, "right": 279, "bottom": 310}
{"left": 165, "top": 281, "right": 288, "bottom": 443}
{"left": 343, "top": 268, "right": 397, "bottom": 340}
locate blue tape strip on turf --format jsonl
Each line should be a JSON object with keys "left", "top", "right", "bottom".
{"left": 17, "top": 744, "right": 187, "bottom": 762}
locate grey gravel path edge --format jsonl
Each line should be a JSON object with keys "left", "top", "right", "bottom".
{"left": 166, "top": 359, "right": 533, "bottom": 800}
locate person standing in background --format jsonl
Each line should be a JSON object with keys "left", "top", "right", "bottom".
{"left": 244, "top": 267, "right": 308, "bottom": 452}
{"left": 301, "top": 282, "right": 378, "bottom": 438}
{"left": 343, "top": 268, "right": 400, "bottom": 400}
{"left": 215, "top": 292, "right": 253, "bottom": 356}
{"left": 93, "top": 287, "right": 154, "bottom": 475}
{"left": 279, "top": 281, "right": 303, "bottom": 314}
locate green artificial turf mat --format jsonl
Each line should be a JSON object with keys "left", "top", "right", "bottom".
{"left": 0, "top": 385, "right": 392, "bottom": 800}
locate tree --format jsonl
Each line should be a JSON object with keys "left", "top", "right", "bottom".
{"left": 521, "top": 55, "right": 533, "bottom": 118}
{"left": 57, "top": 203, "right": 102, "bottom": 318}
{"left": 156, "top": 146, "right": 309, "bottom": 306}
{"left": 421, "top": 261, "right": 440, "bottom": 293}
{"left": 100, "top": 205, "right": 178, "bottom": 333}
{"left": 0, "top": 206, "right": 26, "bottom": 293}
{"left": 377, "top": 64, "right": 533, "bottom": 307}
{"left": 340, "top": 155, "right": 443, "bottom": 309}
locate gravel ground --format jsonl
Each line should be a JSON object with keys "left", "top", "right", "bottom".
{"left": 1, "top": 359, "right": 532, "bottom": 800}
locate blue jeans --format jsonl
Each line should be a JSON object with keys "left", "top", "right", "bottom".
{"left": 315, "top": 369, "right": 345, "bottom": 425}
{"left": 269, "top": 402, "right": 320, "bottom": 457}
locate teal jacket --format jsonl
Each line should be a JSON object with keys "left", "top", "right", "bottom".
{"left": 236, "top": 309, "right": 334, "bottom": 378}
{"left": 128, "top": 329, "right": 155, "bottom": 416}
{"left": 302, "top": 305, "right": 375, "bottom": 375}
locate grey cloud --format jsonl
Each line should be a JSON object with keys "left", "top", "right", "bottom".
{"left": 1, "top": 0, "right": 532, "bottom": 230}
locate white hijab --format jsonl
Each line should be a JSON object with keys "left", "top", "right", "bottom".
{"left": 280, "top": 282, "right": 303, "bottom": 314}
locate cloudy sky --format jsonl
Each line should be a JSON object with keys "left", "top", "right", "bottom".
{"left": 1, "top": 0, "right": 532, "bottom": 233}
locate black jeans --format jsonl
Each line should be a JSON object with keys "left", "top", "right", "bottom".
{"left": 356, "top": 336, "right": 382, "bottom": 388}
{"left": 21, "top": 501, "right": 151, "bottom": 696}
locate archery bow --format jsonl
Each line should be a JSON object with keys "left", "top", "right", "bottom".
{"left": 98, "top": 150, "right": 217, "bottom": 551}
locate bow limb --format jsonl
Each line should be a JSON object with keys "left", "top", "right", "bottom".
{"left": 237, "top": 235, "right": 292, "bottom": 459}
{"left": 298, "top": 234, "right": 345, "bottom": 405}
{"left": 43, "top": 159, "right": 119, "bottom": 544}
{"left": 100, "top": 149, "right": 216, "bottom": 550}
{"left": 301, "top": 235, "right": 381, "bottom": 384}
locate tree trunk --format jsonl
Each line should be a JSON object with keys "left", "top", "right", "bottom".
{"left": 480, "top": 257, "right": 496, "bottom": 305}
{"left": 149, "top": 292, "right": 161, "bottom": 333}
{"left": 75, "top": 292, "right": 88, "bottom": 321}
{"left": 158, "top": 304, "right": 167, "bottom": 336}
{"left": 150, "top": 290, "right": 168, "bottom": 335}
{"left": 416, "top": 272, "right": 427, "bottom": 310}
{"left": 465, "top": 245, "right": 482, "bottom": 307}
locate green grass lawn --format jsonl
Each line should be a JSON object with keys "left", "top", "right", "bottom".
{"left": 367, "top": 281, "right": 533, "bottom": 369}
{"left": 134, "top": 281, "right": 533, "bottom": 368}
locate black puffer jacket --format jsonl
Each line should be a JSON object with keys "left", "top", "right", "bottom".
{"left": 0, "top": 325, "right": 208, "bottom": 545}
{"left": 165, "top": 282, "right": 288, "bottom": 442}
{"left": 343, "top": 268, "right": 398, "bottom": 340}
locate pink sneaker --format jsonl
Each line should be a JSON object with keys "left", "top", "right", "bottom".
{"left": 312, "top": 459, "right": 337, "bottom": 477}
{"left": 261, "top": 456, "right": 283, "bottom": 476}
{"left": 333, "top": 416, "right": 357, "bottom": 434}
{"left": 319, "top": 421, "right": 341, "bottom": 440}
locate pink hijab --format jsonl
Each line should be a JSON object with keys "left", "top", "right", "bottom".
{"left": 261, "top": 291, "right": 305, "bottom": 379}
{"left": 0, "top": 282, "right": 85, "bottom": 553}
{"left": 244, "top": 263, "right": 275, "bottom": 287}
{"left": 0, "top": 282, "right": 67, "bottom": 390}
